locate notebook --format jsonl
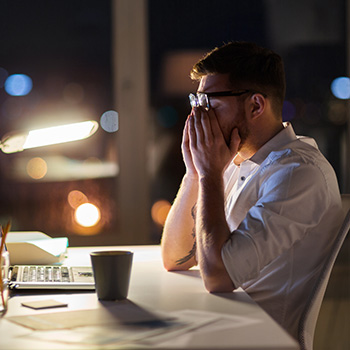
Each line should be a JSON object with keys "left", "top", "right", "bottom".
{"left": 8, "top": 265, "right": 95, "bottom": 290}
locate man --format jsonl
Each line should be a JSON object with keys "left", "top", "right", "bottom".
{"left": 161, "top": 42, "right": 343, "bottom": 341}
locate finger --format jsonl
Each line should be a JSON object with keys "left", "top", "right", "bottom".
{"left": 182, "top": 114, "right": 193, "bottom": 141}
{"left": 181, "top": 115, "right": 190, "bottom": 150}
{"left": 207, "top": 108, "right": 223, "bottom": 138}
{"left": 199, "top": 108, "right": 214, "bottom": 143}
{"left": 192, "top": 107, "right": 204, "bottom": 146}
{"left": 188, "top": 113, "right": 197, "bottom": 149}
{"left": 182, "top": 115, "right": 197, "bottom": 175}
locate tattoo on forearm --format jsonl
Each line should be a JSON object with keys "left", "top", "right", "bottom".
{"left": 176, "top": 240, "right": 196, "bottom": 265}
{"left": 176, "top": 203, "right": 197, "bottom": 265}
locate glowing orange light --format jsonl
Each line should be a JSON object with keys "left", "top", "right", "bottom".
{"left": 68, "top": 190, "right": 88, "bottom": 209}
{"left": 151, "top": 200, "right": 171, "bottom": 226}
{"left": 74, "top": 203, "right": 101, "bottom": 227}
{"left": 26, "top": 157, "right": 48, "bottom": 179}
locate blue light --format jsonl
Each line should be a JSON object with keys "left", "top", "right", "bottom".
{"left": 100, "top": 110, "right": 119, "bottom": 133}
{"left": 4, "top": 74, "right": 33, "bottom": 96}
{"left": 331, "top": 77, "right": 350, "bottom": 100}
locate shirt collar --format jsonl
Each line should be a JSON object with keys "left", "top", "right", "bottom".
{"left": 249, "top": 122, "right": 298, "bottom": 165}
{"left": 232, "top": 123, "right": 294, "bottom": 167}
{"left": 232, "top": 122, "right": 318, "bottom": 167}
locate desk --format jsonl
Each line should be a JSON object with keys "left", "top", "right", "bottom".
{"left": 1, "top": 245, "right": 298, "bottom": 349}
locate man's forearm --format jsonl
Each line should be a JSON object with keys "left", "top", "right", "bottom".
{"left": 196, "top": 175, "right": 234, "bottom": 292}
{"left": 161, "top": 175, "right": 199, "bottom": 270}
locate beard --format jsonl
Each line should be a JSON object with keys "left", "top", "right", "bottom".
{"left": 237, "top": 120, "right": 250, "bottom": 151}
{"left": 232, "top": 110, "right": 250, "bottom": 152}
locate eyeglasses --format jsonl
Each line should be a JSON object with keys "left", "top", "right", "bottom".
{"left": 189, "top": 90, "right": 258, "bottom": 110}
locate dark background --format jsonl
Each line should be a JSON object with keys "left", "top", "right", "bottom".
{"left": 0, "top": 0, "right": 347, "bottom": 245}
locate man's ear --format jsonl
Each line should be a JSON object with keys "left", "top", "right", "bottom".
{"left": 249, "top": 93, "right": 266, "bottom": 120}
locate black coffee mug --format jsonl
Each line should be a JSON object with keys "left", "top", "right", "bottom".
{"left": 90, "top": 250, "right": 133, "bottom": 300}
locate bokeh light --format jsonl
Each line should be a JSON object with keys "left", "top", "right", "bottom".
{"left": 5, "top": 74, "right": 33, "bottom": 96}
{"left": 151, "top": 200, "right": 171, "bottom": 226}
{"left": 100, "top": 110, "right": 119, "bottom": 133}
{"left": 328, "top": 100, "right": 348, "bottom": 125}
{"left": 24, "top": 120, "right": 98, "bottom": 150}
{"left": 331, "top": 77, "right": 350, "bottom": 100}
{"left": 74, "top": 202, "right": 101, "bottom": 227}
{"left": 26, "top": 157, "right": 48, "bottom": 180}
{"left": 68, "top": 190, "right": 88, "bottom": 209}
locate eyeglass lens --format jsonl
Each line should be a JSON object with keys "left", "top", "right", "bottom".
{"left": 189, "top": 93, "right": 208, "bottom": 109}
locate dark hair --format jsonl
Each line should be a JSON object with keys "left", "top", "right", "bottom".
{"left": 190, "top": 42, "right": 286, "bottom": 116}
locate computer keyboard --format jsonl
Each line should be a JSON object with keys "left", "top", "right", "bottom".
{"left": 18, "top": 266, "right": 71, "bottom": 283}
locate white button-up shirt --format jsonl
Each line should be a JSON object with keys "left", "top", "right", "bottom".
{"left": 221, "top": 123, "right": 343, "bottom": 340}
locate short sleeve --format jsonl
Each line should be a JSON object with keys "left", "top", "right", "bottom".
{"left": 221, "top": 156, "right": 330, "bottom": 288}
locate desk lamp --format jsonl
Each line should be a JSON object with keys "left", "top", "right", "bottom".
{"left": 0, "top": 120, "right": 99, "bottom": 154}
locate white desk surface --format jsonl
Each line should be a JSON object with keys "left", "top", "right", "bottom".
{"left": 0, "top": 245, "right": 299, "bottom": 349}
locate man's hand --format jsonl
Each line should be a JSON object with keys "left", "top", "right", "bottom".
{"left": 182, "top": 112, "right": 199, "bottom": 180}
{"left": 184, "top": 107, "right": 239, "bottom": 293}
{"left": 188, "top": 107, "right": 241, "bottom": 179}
